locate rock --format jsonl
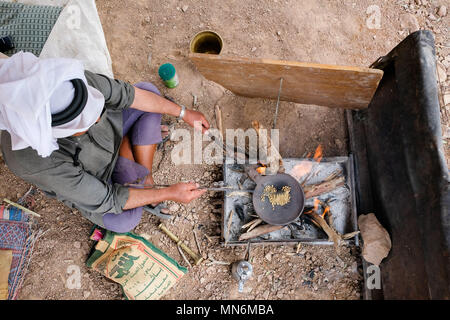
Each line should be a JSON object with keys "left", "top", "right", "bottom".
{"left": 200, "top": 277, "right": 206, "bottom": 284}
{"left": 83, "top": 291, "right": 91, "bottom": 299}
{"left": 335, "top": 138, "right": 344, "bottom": 149}
{"left": 265, "top": 252, "right": 272, "bottom": 261}
{"left": 251, "top": 47, "right": 257, "bottom": 52}
{"left": 169, "top": 203, "right": 180, "bottom": 213}
{"left": 182, "top": 5, "right": 189, "bottom": 12}
{"left": 443, "top": 92, "right": 450, "bottom": 106}
{"left": 436, "top": 63, "right": 447, "bottom": 82}
{"left": 437, "top": 5, "right": 447, "bottom": 17}
{"left": 202, "top": 171, "right": 211, "bottom": 178}
{"left": 276, "top": 31, "right": 281, "bottom": 36}
{"left": 428, "top": 13, "right": 437, "bottom": 21}
{"left": 73, "top": 241, "right": 81, "bottom": 249}
{"left": 399, "top": 13, "right": 420, "bottom": 32}
{"left": 263, "top": 291, "right": 270, "bottom": 299}
{"left": 358, "top": 213, "right": 392, "bottom": 266}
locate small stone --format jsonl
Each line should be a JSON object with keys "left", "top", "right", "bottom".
{"left": 443, "top": 93, "right": 450, "bottom": 106}
{"left": 202, "top": 171, "right": 211, "bottom": 178}
{"left": 251, "top": 47, "right": 257, "bottom": 52}
{"left": 265, "top": 253, "right": 272, "bottom": 261}
{"left": 182, "top": 5, "right": 189, "bottom": 12}
{"left": 73, "top": 241, "right": 81, "bottom": 249}
{"left": 169, "top": 203, "right": 180, "bottom": 213}
{"left": 276, "top": 31, "right": 281, "bottom": 36}
{"left": 428, "top": 13, "right": 437, "bottom": 21}
{"left": 263, "top": 291, "right": 270, "bottom": 299}
{"left": 437, "top": 5, "right": 447, "bottom": 17}
{"left": 83, "top": 291, "right": 91, "bottom": 299}
{"left": 200, "top": 277, "right": 206, "bottom": 284}
{"left": 436, "top": 63, "right": 447, "bottom": 82}
{"left": 399, "top": 13, "right": 420, "bottom": 32}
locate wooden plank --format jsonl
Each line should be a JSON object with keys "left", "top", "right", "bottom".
{"left": 189, "top": 54, "right": 383, "bottom": 109}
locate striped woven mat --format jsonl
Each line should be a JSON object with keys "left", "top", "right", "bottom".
{"left": 0, "top": 1, "right": 62, "bottom": 56}
{"left": 0, "top": 205, "right": 39, "bottom": 300}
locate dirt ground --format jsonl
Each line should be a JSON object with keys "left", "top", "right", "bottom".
{"left": 1, "top": 0, "right": 448, "bottom": 300}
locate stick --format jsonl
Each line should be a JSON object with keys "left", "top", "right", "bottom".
{"left": 309, "top": 213, "right": 342, "bottom": 247}
{"left": 177, "top": 244, "right": 192, "bottom": 268}
{"left": 193, "top": 228, "right": 202, "bottom": 257}
{"left": 225, "top": 210, "right": 234, "bottom": 243}
{"left": 215, "top": 105, "right": 224, "bottom": 138}
{"left": 303, "top": 176, "right": 345, "bottom": 199}
{"left": 246, "top": 219, "right": 263, "bottom": 232}
{"left": 342, "top": 231, "right": 360, "bottom": 240}
{"left": 241, "top": 218, "right": 261, "bottom": 230}
{"left": 239, "top": 224, "right": 284, "bottom": 241}
{"left": 159, "top": 224, "right": 203, "bottom": 265}
{"left": 3, "top": 198, "right": 41, "bottom": 218}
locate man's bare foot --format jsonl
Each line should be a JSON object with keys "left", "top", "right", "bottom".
{"left": 161, "top": 125, "right": 170, "bottom": 139}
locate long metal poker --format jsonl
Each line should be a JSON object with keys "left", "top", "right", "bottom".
{"left": 124, "top": 183, "right": 254, "bottom": 193}
{"left": 273, "top": 77, "right": 284, "bottom": 129}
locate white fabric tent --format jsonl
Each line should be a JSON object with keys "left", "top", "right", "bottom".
{"left": 2, "top": 0, "right": 114, "bottom": 77}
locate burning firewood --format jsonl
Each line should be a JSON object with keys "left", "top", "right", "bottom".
{"left": 252, "top": 121, "right": 284, "bottom": 174}
{"left": 303, "top": 176, "right": 345, "bottom": 199}
{"left": 306, "top": 208, "right": 360, "bottom": 248}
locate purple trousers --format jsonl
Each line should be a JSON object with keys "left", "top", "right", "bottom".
{"left": 102, "top": 82, "right": 162, "bottom": 233}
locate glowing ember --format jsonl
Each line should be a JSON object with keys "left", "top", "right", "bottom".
{"left": 256, "top": 165, "right": 267, "bottom": 175}
{"left": 313, "top": 145, "right": 323, "bottom": 163}
{"left": 321, "top": 206, "right": 330, "bottom": 218}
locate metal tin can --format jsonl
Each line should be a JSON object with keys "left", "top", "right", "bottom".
{"left": 158, "top": 63, "right": 179, "bottom": 88}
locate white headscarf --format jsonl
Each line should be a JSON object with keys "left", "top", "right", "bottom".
{"left": 0, "top": 51, "right": 105, "bottom": 157}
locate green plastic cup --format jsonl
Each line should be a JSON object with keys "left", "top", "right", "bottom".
{"left": 158, "top": 63, "right": 179, "bottom": 88}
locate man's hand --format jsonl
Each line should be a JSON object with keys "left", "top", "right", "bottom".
{"left": 183, "top": 109, "right": 210, "bottom": 134}
{"left": 167, "top": 182, "right": 207, "bottom": 204}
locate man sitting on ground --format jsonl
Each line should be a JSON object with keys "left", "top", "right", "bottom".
{"left": 0, "top": 52, "right": 209, "bottom": 232}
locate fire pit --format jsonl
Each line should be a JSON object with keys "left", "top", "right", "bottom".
{"left": 222, "top": 156, "right": 358, "bottom": 245}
